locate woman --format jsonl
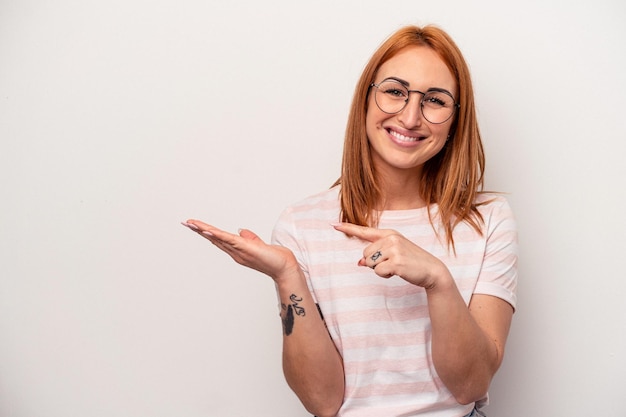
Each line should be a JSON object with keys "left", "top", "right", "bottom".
{"left": 183, "top": 25, "right": 517, "bottom": 417}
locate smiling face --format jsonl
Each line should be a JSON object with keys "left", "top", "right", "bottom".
{"left": 366, "top": 46, "right": 458, "bottom": 179}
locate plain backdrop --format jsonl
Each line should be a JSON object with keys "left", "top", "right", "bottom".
{"left": 1, "top": 1, "right": 625, "bottom": 416}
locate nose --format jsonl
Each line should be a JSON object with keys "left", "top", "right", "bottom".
{"left": 396, "top": 92, "right": 424, "bottom": 128}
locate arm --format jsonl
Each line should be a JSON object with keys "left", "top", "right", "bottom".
{"left": 182, "top": 221, "right": 344, "bottom": 417}
{"left": 426, "top": 268, "right": 512, "bottom": 403}
{"left": 276, "top": 269, "right": 345, "bottom": 417}
{"left": 333, "top": 223, "right": 513, "bottom": 404}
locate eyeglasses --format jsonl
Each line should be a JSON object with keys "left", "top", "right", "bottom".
{"left": 370, "top": 79, "right": 460, "bottom": 124}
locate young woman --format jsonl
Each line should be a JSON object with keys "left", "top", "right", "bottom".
{"left": 183, "top": 25, "right": 517, "bottom": 417}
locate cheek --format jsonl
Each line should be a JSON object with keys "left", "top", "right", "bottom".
{"left": 432, "top": 122, "right": 452, "bottom": 140}
{"left": 424, "top": 125, "right": 451, "bottom": 155}
{"left": 365, "top": 101, "right": 388, "bottom": 137}
{"left": 364, "top": 105, "right": 377, "bottom": 141}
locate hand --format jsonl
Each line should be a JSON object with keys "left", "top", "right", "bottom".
{"left": 333, "top": 222, "right": 449, "bottom": 289}
{"left": 182, "top": 220, "right": 300, "bottom": 283}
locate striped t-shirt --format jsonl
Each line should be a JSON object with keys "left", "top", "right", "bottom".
{"left": 271, "top": 186, "right": 518, "bottom": 417}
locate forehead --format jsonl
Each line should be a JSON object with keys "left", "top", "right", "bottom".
{"left": 376, "top": 46, "right": 456, "bottom": 92}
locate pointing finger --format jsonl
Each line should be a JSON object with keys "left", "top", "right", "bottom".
{"left": 332, "top": 222, "right": 395, "bottom": 242}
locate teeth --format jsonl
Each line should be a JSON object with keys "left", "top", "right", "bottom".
{"left": 390, "top": 130, "right": 421, "bottom": 142}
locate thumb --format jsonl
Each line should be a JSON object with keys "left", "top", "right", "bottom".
{"left": 238, "top": 228, "right": 262, "bottom": 242}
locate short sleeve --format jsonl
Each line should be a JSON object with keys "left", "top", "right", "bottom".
{"left": 270, "top": 207, "right": 318, "bottom": 304}
{"left": 473, "top": 196, "right": 518, "bottom": 310}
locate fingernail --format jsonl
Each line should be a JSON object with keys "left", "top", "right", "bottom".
{"left": 181, "top": 222, "right": 200, "bottom": 231}
{"left": 330, "top": 222, "right": 342, "bottom": 228}
{"left": 201, "top": 230, "right": 214, "bottom": 237}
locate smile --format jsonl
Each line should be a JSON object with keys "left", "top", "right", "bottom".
{"left": 388, "top": 129, "right": 426, "bottom": 143}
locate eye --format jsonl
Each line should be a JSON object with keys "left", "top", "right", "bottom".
{"left": 385, "top": 88, "right": 406, "bottom": 98}
{"left": 424, "top": 96, "right": 446, "bottom": 106}
{"left": 379, "top": 81, "right": 408, "bottom": 99}
{"left": 423, "top": 92, "right": 453, "bottom": 108}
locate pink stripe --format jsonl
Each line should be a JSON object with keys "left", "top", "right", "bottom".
{"left": 325, "top": 306, "right": 429, "bottom": 324}
{"left": 344, "top": 357, "right": 430, "bottom": 374}
{"left": 289, "top": 198, "right": 339, "bottom": 212}
{"left": 310, "top": 261, "right": 362, "bottom": 276}
{"left": 340, "top": 332, "right": 428, "bottom": 350}
{"left": 301, "top": 238, "right": 364, "bottom": 252}
{"left": 346, "top": 380, "right": 439, "bottom": 398}
{"left": 314, "top": 283, "right": 424, "bottom": 300}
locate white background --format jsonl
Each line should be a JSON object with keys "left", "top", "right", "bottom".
{"left": 1, "top": 1, "right": 625, "bottom": 416}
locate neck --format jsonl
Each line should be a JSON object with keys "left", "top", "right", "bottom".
{"left": 377, "top": 168, "right": 426, "bottom": 211}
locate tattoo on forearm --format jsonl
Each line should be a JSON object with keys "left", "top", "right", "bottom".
{"left": 316, "top": 303, "right": 324, "bottom": 320}
{"left": 282, "top": 304, "right": 294, "bottom": 336}
{"left": 289, "top": 294, "right": 305, "bottom": 317}
{"left": 281, "top": 294, "right": 305, "bottom": 336}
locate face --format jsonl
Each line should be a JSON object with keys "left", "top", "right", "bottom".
{"left": 366, "top": 46, "right": 457, "bottom": 178}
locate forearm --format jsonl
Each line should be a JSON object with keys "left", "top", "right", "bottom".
{"left": 275, "top": 271, "right": 345, "bottom": 417}
{"left": 181, "top": 222, "right": 344, "bottom": 414}
{"left": 425, "top": 270, "right": 502, "bottom": 404}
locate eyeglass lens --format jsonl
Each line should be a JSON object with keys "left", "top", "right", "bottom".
{"left": 373, "top": 80, "right": 456, "bottom": 124}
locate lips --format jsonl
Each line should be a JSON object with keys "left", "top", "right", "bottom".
{"left": 387, "top": 128, "right": 427, "bottom": 143}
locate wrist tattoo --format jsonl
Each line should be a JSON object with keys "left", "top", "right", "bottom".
{"left": 281, "top": 294, "right": 305, "bottom": 336}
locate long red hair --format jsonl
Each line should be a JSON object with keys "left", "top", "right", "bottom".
{"left": 335, "top": 25, "right": 486, "bottom": 248}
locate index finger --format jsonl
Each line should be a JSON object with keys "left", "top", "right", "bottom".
{"left": 332, "top": 222, "right": 395, "bottom": 242}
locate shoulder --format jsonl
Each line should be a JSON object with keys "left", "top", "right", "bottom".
{"left": 271, "top": 186, "right": 341, "bottom": 245}
{"left": 279, "top": 186, "right": 341, "bottom": 217}
{"left": 472, "top": 193, "right": 518, "bottom": 246}
{"left": 474, "top": 193, "right": 515, "bottom": 219}
{"left": 461, "top": 193, "right": 518, "bottom": 239}
{"left": 474, "top": 192, "right": 511, "bottom": 207}
{"left": 273, "top": 186, "right": 341, "bottom": 229}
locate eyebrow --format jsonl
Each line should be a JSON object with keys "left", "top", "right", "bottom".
{"left": 381, "top": 77, "right": 455, "bottom": 98}
{"left": 383, "top": 76, "right": 410, "bottom": 87}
